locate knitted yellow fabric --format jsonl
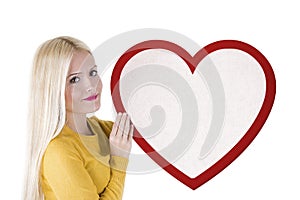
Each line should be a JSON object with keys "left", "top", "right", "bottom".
{"left": 40, "top": 116, "right": 128, "bottom": 200}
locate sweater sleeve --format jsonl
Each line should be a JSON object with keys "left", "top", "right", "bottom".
{"left": 89, "top": 116, "right": 130, "bottom": 199}
{"left": 42, "top": 141, "right": 100, "bottom": 200}
{"left": 99, "top": 156, "right": 129, "bottom": 199}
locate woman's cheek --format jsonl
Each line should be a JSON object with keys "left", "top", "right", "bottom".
{"left": 65, "top": 86, "right": 74, "bottom": 110}
{"left": 96, "top": 78, "right": 103, "bottom": 93}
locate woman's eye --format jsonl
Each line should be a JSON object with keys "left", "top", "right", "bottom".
{"left": 90, "top": 70, "right": 98, "bottom": 76}
{"left": 70, "top": 76, "right": 80, "bottom": 84}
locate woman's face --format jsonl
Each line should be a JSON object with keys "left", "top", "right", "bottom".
{"left": 65, "top": 50, "right": 102, "bottom": 114}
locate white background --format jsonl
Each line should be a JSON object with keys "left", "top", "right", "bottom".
{"left": 0, "top": 0, "right": 299, "bottom": 199}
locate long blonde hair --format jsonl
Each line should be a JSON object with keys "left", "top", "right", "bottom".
{"left": 23, "top": 36, "right": 91, "bottom": 200}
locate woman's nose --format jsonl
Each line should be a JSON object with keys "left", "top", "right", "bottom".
{"left": 85, "top": 78, "right": 95, "bottom": 92}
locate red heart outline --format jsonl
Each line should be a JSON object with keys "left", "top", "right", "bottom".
{"left": 110, "top": 40, "right": 276, "bottom": 190}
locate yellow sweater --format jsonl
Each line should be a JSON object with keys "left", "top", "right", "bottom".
{"left": 40, "top": 116, "right": 128, "bottom": 200}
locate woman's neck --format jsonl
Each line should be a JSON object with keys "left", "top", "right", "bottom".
{"left": 66, "top": 111, "right": 93, "bottom": 136}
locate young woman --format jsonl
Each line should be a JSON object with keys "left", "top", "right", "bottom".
{"left": 23, "top": 36, "right": 133, "bottom": 200}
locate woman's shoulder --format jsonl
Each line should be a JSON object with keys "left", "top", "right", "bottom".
{"left": 41, "top": 129, "right": 84, "bottom": 178}
{"left": 43, "top": 126, "right": 82, "bottom": 158}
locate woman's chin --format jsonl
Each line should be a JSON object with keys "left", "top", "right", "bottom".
{"left": 92, "top": 102, "right": 101, "bottom": 112}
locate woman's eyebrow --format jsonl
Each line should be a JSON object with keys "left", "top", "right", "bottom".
{"left": 67, "top": 72, "right": 82, "bottom": 78}
{"left": 67, "top": 65, "right": 97, "bottom": 78}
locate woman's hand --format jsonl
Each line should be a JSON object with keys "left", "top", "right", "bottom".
{"left": 109, "top": 112, "right": 134, "bottom": 159}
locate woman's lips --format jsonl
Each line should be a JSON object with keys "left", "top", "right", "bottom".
{"left": 83, "top": 94, "right": 98, "bottom": 101}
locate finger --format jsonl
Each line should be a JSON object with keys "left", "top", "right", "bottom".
{"left": 111, "top": 112, "right": 122, "bottom": 136}
{"left": 117, "top": 113, "right": 127, "bottom": 137}
{"left": 123, "top": 114, "right": 130, "bottom": 137}
{"left": 128, "top": 124, "right": 134, "bottom": 140}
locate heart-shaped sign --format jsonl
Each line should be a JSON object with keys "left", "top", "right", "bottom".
{"left": 110, "top": 40, "right": 276, "bottom": 190}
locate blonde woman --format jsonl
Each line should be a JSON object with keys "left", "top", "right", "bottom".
{"left": 23, "top": 36, "right": 133, "bottom": 200}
